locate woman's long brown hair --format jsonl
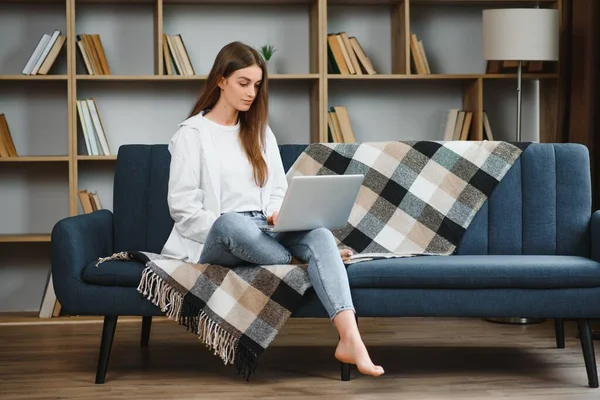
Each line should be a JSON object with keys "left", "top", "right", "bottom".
{"left": 189, "top": 41, "right": 269, "bottom": 187}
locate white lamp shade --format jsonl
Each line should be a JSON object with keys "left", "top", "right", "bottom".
{"left": 482, "top": 8, "right": 559, "bottom": 61}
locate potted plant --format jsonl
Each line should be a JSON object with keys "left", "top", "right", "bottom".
{"left": 259, "top": 43, "right": 277, "bottom": 72}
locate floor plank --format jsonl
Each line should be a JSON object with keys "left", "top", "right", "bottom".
{"left": 0, "top": 317, "right": 598, "bottom": 399}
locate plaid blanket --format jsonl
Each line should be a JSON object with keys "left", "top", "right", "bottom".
{"left": 287, "top": 141, "right": 530, "bottom": 260}
{"left": 96, "top": 249, "right": 311, "bottom": 380}
{"left": 97, "top": 140, "right": 529, "bottom": 379}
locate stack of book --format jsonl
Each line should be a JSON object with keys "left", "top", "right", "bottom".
{"left": 163, "top": 34, "right": 195, "bottom": 76}
{"left": 78, "top": 189, "right": 103, "bottom": 214}
{"left": 441, "top": 109, "right": 494, "bottom": 141}
{"left": 77, "top": 34, "right": 111, "bottom": 75}
{"left": 76, "top": 98, "right": 111, "bottom": 156}
{"left": 327, "top": 106, "right": 356, "bottom": 143}
{"left": 22, "top": 30, "right": 66, "bottom": 75}
{"left": 410, "top": 32, "right": 431, "bottom": 75}
{"left": 0, "top": 114, "right": 17, "bottom": 157}
{"left": 327, "top": 32, "right": 376, "bottom": 75}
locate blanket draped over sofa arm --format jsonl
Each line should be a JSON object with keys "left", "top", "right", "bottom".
{"left": 97, "top": 140, "right": 530, "bottom": 379}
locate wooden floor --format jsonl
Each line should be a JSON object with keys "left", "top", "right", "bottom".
{"left": 0, "top": 316, "right": 599, "bottom": 399}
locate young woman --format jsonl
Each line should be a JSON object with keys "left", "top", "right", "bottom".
{"left": 161, "top": 41, "right": 384, "bottom": 377}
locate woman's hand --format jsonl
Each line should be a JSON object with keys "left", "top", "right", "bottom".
{"left": 340, "top": 248, "right": 353, "bottom": 262}
{"left": 267, "top": 210, "right": 279, "bottom": 226}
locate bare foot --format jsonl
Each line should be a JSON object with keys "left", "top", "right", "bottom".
{"left": 340, "top": 249, "right": 353, "bottom": 263}
{"left": 335, "top": 334, "right": 384, "bottom": 377}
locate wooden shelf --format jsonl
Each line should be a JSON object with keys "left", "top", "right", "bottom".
{"left": 69, "top": 0, "right": 314, "bottom": 3}
{"left": 0, "top": 234, "right": 51, "bottom": 243}
{"left": 327, "top": 73, "right": 559, "bottom": 80}
{"left": 329, "top": 0, "right": 556, "bottom": 4}
{"left": 0, "top": 156, "right": 69, "bottom": 162}
{"left": 410, "top": 0, "right": 556, "bottom": 5}
{"left": 1, "top": 0, "right": 563, "bottom": 318}
{"left": 77, "top": 155, "right": 117, "bottom": 161}
{"left": 162, "top": 0, "right": 314, "bottom": 4}
{"left": 0, "top": 75, "right": 68, "bottom": 81}
{"left": 0, "top": 0, "right": 64, "bottom": 3}
{"left": 75, "top": 74, "right": 318, "bottom": 81}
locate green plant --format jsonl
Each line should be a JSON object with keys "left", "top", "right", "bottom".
{"left": 259, "top": 43, "right": 276, "bottom": 61}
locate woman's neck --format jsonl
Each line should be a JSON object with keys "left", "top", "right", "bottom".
{"left": 205, "top": 97, "right": 239, "bottom": 126}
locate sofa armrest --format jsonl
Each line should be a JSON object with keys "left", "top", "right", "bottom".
{"left": 592, "top": 210, "right": 600, "bottom": 262}
{"left": 51, "top": 210, "right": 114, "bottom": 311}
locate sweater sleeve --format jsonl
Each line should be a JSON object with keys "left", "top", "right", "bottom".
{"left": 264, "top": 126, "right": 288, "bottom": 217}
{"left": 166, "top": 125, "right": 218, "bottom": 243}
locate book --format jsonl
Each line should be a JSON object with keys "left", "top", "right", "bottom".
{"left": 327, "top": 33, "right": 376, "bottom": 75}
{"left": 0, "top": 114, "right": 18, "bottom": 157}
{"left": 20, "top": 29, "right": 66, "bottom": 75}
{"left": 77, "top": 98, "right": 110, "bottom": 156}
{"left": 22, "top": 33, "right": 50, "bottom": 75}
{"left": 78, "top": 189, "right": 103, "bottom": 213}
{"left": 348, "top": 36, "right": 376, "bottom": 75}
{"left": 163, "top": 33, "right": 195, "bottom": 75}
{"left": 410, "top": 32, "right": 430, "bottom": 75}
{"left": 77, "top": 34, "right": 111, "bottom": 75}
{"left": 332, "top": 106, "right": 356, "bottom": 143}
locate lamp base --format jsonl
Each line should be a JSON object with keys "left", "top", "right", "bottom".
{"left": 485, "top": 317, "right": 546, "bottom": 325}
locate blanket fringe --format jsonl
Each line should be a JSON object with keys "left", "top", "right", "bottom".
{"left": 137, "top": 266, "right": 258, "bottom": 379}
{"left": 95, "top": 251, "right": 131, "bottom": 267}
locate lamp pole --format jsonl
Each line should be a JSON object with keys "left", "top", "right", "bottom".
{"left": 516, "top": 59, "right": 522, "bottom": 142}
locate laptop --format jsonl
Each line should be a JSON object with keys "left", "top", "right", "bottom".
{"left": 259, "top": 174, "right": 364, "bottom": 233}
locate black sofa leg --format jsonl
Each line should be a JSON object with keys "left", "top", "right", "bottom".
{"left": 555, "top": 319, "right": 565, "bottom": 349}
{"left": 340, "top": 314, "right": 359, "bottom": 381}
{"left": 577, "top": 319, "right": 599, "bottom": 388}
{"left": 141, "top": 316, "right": 152, "bottom": 347}
{"left": 95, "top": 315, "right": 118, "bottom": 384}
{"left": 341, "top": 361, "right": 351, "bottom": 381}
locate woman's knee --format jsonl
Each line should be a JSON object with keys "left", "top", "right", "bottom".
{"left": 210, "top": 212, "right": 254, "bottom": 239}
{"left": 307, "top": 227, "right": 335, "bottom": 243}
{"left": 302, "top": 227, "right": 338, "bottom": 256}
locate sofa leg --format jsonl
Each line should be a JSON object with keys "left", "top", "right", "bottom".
{"left": 95, "top": 315, "right": 118, "bottom": 384}
{"left": 141, "top": 316, "right": 152, "bottom": 347}
{"left": 555, "top": 319, "right": 565, "bottom": 349}
{"left": 577, "top": 319, "right": 599, "bottom": 388}
{"left": 339, "top": 314, "right": 358, "bottom": 381}
{"left": 341, "top": 361, "right": 351, "bottom": 381}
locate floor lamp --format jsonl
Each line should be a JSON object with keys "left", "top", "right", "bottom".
{"left": 482, "top": 8, "right": 559, "bottom": 325}
{"left": 482, "top": 8, "right": 559, "bottom": 143}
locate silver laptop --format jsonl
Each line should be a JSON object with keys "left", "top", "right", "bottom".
{"left": 259, "top": 174, "right": 364, "bottom": 233}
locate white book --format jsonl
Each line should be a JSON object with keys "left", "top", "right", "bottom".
{"left": 86, "top": 99, "right": 110, "bottom": 155}
{"left": 38, "top": 273, "right": 56, "bottom": 318}
{"left": 31, "top": 30, "right": 60, "bottom": 75}
{"left": 442, "top": 109, "right": 459, "bottom": 141}
{"left": 76, "top": 100, "right": 92, "bottom": 155}
{"left": 81, "top": 100, "right": 100, "bottom": 155}
{"left": 22, "top": 33, "right": 50, "bottom": 75}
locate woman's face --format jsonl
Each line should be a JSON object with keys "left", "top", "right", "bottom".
{"left": 218, "top": 64, "right": 263, "bottom": 112}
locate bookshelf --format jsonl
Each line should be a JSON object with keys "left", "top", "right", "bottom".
{"left": 0, "top": 0, "right": 561, "bottom": 314}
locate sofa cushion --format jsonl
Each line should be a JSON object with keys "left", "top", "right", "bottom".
{"left": 347, "top": 255, "right": 600, "bottom": 289}
{"left": 82, "top": 259, "right": 147, "bottom": 287}
{"left": 82, "top": 254, "right": 600, "bottom": 290}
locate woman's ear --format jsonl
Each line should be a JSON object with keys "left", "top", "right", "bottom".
{"left": 217, "top": 76, "right": 227, "bottom": 90}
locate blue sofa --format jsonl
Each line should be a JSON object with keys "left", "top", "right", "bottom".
{"left": 51, "top": 143, "right": 600, "bottom": 387}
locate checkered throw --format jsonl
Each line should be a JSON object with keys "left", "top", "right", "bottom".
{"left": 96, "top": 250, "right": 311, "bottom": 380}
{"left": 286, "top": 141, "right": 530, "bottom": 259}
{"left": 97, "top": 140, "right": 528, "bottom": 380}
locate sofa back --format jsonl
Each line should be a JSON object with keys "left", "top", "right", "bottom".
{"left": 112, "top": 143, "right": 591, "bottom": 257}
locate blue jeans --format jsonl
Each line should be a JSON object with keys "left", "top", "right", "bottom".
{"left": 199, "top": 211, "right": 355, "bottom": 320}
